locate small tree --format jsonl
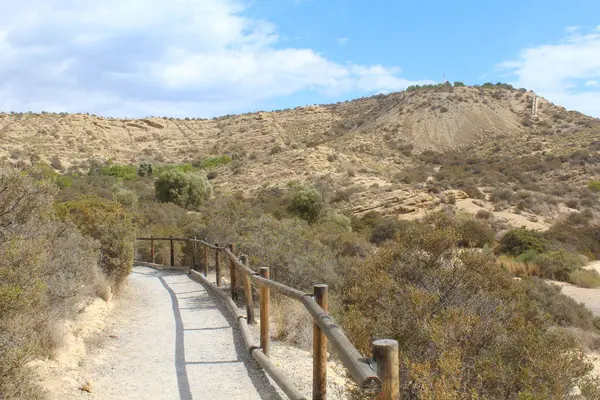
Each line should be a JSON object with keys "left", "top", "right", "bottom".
{"left": 288, "top": 186, "right": 323, "bottom": 223}
{"left": 154, "top": 170, "right": 212, "bottom": 209}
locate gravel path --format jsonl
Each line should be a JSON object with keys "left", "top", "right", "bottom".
{"left": 75, "top": 266, "right": 281, "bottom": 400}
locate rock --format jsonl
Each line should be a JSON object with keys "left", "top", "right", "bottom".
{"left": 80, "top": 380, "right": 93, "bottom": 393}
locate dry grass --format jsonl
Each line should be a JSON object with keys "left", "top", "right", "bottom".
{"left": 497, "top": 255, "right": 540, "bottom": 277}
{"left": 270, "top": 294, "right": 312, "bottom": 350}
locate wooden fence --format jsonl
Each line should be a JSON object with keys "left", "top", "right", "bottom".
{"left": 135, "top": 236, "right": 399, "bottom": 400}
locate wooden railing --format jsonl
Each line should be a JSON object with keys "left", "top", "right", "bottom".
{"left": 135, "top": 236, "right": 400, "bottom": 400}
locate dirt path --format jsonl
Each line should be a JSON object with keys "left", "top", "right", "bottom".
{"left": 549, "top": 261, "right": 600, "bottom": 316}
{"left": 70, "top": 266, "right": 281, "bottom": 400}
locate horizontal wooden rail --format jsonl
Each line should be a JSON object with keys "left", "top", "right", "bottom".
{"left": 135, "top": 237, "right": 388, "bottom": 398}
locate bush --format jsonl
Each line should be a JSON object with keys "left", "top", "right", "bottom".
{"left": 370, "top": 218, "right": 409, "bottom": 245}
{"left": 137, "top": 161, "right": 154, "bottom": 177}
{"left": 100, "top": 164, "right": 137, "bottom": 180}
{"left": 588, "top": 180, "right": 600, "bottom": 192}
{"left": 154, "top": 170, "right": 212, "bottom": 209}
{"left": 475, "top": 209, "right": 492, "bottom": 219}
{"left": 569, "top": 269, "right": 600, "bottom": 288}
{"left": 498, "top": 228, "right": 550, "bottom": 255}
{"left": 523, "top": 277, "right": 600, "bottom": 330}
{"left": 535, "top": 249, "right": 583, "bottom": 281}
{"left": 54, "top": 196, "right": 134, "bottom": 288}
{"left": 288, "top": 186, "right": 323, "bottom": 223}
{"left": 1, "top": 166, "right": 105, "bottom": 399}
{"left": 194, "top": 155, "right": 232, "bottom": 169}
{"left": 340, "top": 220, "right": 599, "bottom": 398}
{"left": 456, "top": 218, "right": 495, "bottom": 248}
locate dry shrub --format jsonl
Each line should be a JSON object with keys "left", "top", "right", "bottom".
{"left": 271, "top": 295, "right": 312, "bottom": 350}
{"left": 339, "top": 219, "right": 600, "bottom": 398}
{"left": 1, "top": 165, "right": 106, "bottom": 399}
{"left": 569, "top": 269, "right": 600, "bottom": 288}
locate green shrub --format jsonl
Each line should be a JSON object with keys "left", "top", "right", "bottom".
{"left": 288, "top": 186, "right": 323, "bottom": 223}
{"left": 137, "top": 161, "right": 154, "bottom": 177}
{"left": 100, "top": 164, "right": 137, "bottom": 180}
{"left": 154, "top": 170, "right": 212, "bottom": 209}
{"left": 194, "top": 155, "right": 232, "bottom": 169}
{"left": 498, "top": 228, "right": 550, "bottom": 255}
{"left": 54, "top": 196, "right": 134, "bottom": 288}
{"left": 535, "top": 249, "right": 583, "bottom": 281}
{"left": 569, "top": 269, "right": 600, "bottom": 288}
{"left": 588, "top": 180, "right": 600, "bottom": 192}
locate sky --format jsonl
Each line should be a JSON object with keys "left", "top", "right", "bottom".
{"left": 0, "top": 0, "right": 599, "bottom": 118}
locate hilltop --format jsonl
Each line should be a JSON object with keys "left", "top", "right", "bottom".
{"left": 2, "top": 83, "right": 600, "bottom": 226}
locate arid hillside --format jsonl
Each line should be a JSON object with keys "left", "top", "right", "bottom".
{"left": 2, "top": 83, "right": 600, "bottom": 226}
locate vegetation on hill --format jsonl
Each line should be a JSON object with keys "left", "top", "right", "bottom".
{"left": 3, "top": 83, "right": 600, "bottom": 398}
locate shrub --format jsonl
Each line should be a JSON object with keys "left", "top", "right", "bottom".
{"left": 588, "top": 180, "right": 600, "bottom": 192}
{"left": 370, "top": 218, "right": 408, "bottom": 245}
{"left": 475, "top": 209, "right": 492, "bottom": 219}
{"left": 569, "top": 269, "right": 600, "bottom": 288}
{"left": 54, "top": 196, "right": 134, "bottom": 288}
{"left": 100, "top": 164, "right": 137, "bottom": 180}
{"left": 340, "top": 220, "right": 599, "bottom": 398}
{"left": 535, "top": 249, "right": 583, "bottom": 281}
{"left": 523, "top": 277, "right": 599, "bottom": 330}
{"left": 1, "top": 166, "right": 105, "bottom": 399}
{"left": 137, "top": 161, "right": 154, "bottom": 177}
{"left": 194, "top": 155, "right": 232, "bottom": 169}
{"left": 288, "top": 186, "right": 323, "bottom": 223}
{"left": 498, "top": 228, "right": 550, "bottom": 255}
{"left": 456, "top": 218, "right": 495, "bottom": 248}
{"left": 154, "top": 170, "right": 212, "bottom": 209}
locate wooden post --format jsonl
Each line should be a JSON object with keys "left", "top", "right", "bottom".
{"left": 170, "top": 236, "right": 175, "bottom": 267}
{"left": 193, "top": 236, "right": 198, "bottom": 270}
{"left": 215, "top": 243, "right": 221, "bottom": 287}
{"left": 203, "top": 245, "right": 208, "bottom": 276}
{"left": 229, "top": 244, "right": 237, "bottom": 300}
{"left": 240, "top": 255, "right": 256, "bottom": 324}
{"left": 373, "top": 339, "right": 400, "bottom": 400}
{"left": 150, "top": 235, "right": 155, "bottom": 264}
{"left": 313, "top": 284, "right": 328, "bottom": 400}
{"left": 259, "top": 267, "right": 270, "bottom": 357}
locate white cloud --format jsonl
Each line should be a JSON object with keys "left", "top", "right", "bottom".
{"left": 586, "top": 80, "right": 599, "bottom": 87}
{"left": 338, "top": 37, "right": 348, "bottom": 45}
{"left": 0, "top": 0, "right": 421, "bottom": 117}
{"left": 497, "top": 27, "right": 600, "bottom": 117}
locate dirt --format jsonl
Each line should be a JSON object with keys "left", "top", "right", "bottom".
{"left": 35, "top": 267, "right": 352, "bottom": 399}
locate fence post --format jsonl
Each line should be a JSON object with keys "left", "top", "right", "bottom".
{"left": 240, "top": 255, "right": 256, "bottom": 324}
{"left": 151, "top": 235, "right": 155, "bottom": 264}
{"left": 215, "top": 243, "right": 221, "bottom": 287}
{"left": 170, "top": 236, "right": 175, "bottom": 267}
{"left": 259, "top": 267, "right": 270, "bottom": 357}
{"left": 313, "top": 284, "right": 328, "bottom": 400}
{"left": 203, "top": 244, "right": 208, "bottom": 276}
{"left": 193, "top": 236, "right": 198, "bottom": 270}
{"left": 229, "top": 244, "right": 237, "bottom": 300}
{"left": 372, "top": 339, "right": 400, "bottom": 400}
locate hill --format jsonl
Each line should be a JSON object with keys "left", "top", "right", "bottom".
{"left": 2, "top": 83, "right": 600, "bottom": 226}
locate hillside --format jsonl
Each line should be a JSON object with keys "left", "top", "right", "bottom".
{"left": 2, "top": 84, "right": 600, "bottom": 226}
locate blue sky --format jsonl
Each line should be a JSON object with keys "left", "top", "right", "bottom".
{"left": 0, "top": 0, "right": 599, "bottom": 117}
